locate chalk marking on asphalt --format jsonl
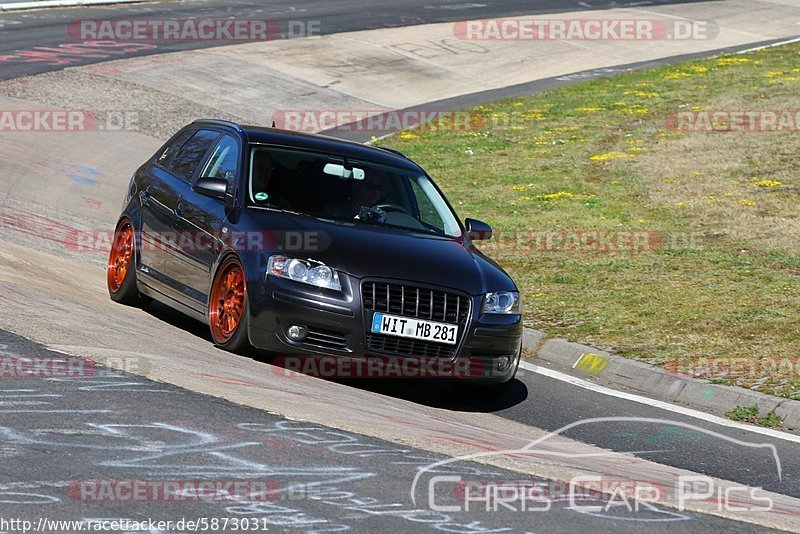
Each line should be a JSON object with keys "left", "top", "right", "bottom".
{"left": 519, "top": 361, "right": 800, "bottom": 445}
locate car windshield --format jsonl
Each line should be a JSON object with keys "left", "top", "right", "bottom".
{"left": 247, "top": 145, "right": 462, "bottom": 237}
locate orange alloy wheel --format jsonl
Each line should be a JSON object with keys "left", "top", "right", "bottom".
{"left": 209, "top": 258, "right": 247, "bottom": 344}
{"left": 107, "top": 220, "right": 134, "bottom": 294}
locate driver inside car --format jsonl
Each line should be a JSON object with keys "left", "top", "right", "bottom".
{"left": 323, "top": 171, "right": 385, "bottom": 219}
{"left": 251, "top": 151, "right": 290, "bottom": 209}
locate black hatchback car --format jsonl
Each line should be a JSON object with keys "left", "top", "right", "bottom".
{"left": 107, "top": 120, "right": 522, "bottom": 388}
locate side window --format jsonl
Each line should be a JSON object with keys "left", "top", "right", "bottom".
{"left": 200, "top": 134, "right": 239, "bottom": 183}
{"left": 166, "top": 129, "right": 220, "bottom": 182}
{"left": 410, "top": 179, "right": 445, "bottom": 232}
{"left": 154, "top": 129, "right": 194, "bottom": 167}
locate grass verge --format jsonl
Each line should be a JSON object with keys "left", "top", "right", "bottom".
{"left": 379, "top": 43, "right": 800, "bottom": 399}
{"left": 727, "top": 405, "right": 783, "bottom": 428}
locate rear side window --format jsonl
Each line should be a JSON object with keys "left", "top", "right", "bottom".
{"left": 154, "top": 129, "right": 194, "bottom": 167}
{"left": 166, "top": 129, "right": 220, "bottom": 182}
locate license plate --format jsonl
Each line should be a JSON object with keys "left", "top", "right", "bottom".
{"left": 370, "top": 312, "right": 458, "bottom": 345}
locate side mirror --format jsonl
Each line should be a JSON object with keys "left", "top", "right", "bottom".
{"left": 194, "top": 177, "right": 234, "bottom": 207}
{"left": 194, "top": 177, "right": 227, "bottom": 198}
{"left": 465, "top": 218, "right": 492, "bottom": 241}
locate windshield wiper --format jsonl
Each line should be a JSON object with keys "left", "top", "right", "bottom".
{"left": 352, "top": 207, "right": 439, "bottom": 235}
{"left": 250, "top": 204, "right": 306, "bottom": 217}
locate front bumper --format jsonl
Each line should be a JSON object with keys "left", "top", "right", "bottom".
{"left": 247, "top": 274, "right": 522, "bottom": 384}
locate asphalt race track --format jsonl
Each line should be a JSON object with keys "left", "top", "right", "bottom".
{"left": 1, "top": 0, "right": 800, "bottom": 532}
{"left": 0, "top": 0, "right": 723, "bottom": 79}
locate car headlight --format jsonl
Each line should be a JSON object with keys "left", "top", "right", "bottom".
{"left": 483, "top": 291, "right": 521, "bottom": 314}
{"left": 267, "top": 255, "right": 342, "bottom": 291}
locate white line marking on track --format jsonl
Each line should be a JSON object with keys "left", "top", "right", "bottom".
{"left": 737, "top": 36, "right": 800, "bottom": 54}
{"left": 519, "top": 360, "right": 800, "bottom": 444}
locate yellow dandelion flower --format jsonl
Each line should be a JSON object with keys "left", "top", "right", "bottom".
{"left": 752, "top": 180, "right": 781, "bottom": 187}
{"left": 623, "top": 90, "right": 661, "bottom": 98}
{"left": 716, "top": 57, "right": 749, "bottom": 66}
{"left": 589, "top": 151, "right": 635, "bottom": 162}
{"left": 518, "top": 191, "right": 596, "bottom": 202}
{"left": 739, "top": 200, "right": 757, "bottom": 206}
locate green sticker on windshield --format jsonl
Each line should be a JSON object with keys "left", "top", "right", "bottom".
{"left": 255, "top": 192, "right": 269, "bottom": 202}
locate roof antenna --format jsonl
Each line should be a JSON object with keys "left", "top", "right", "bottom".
{"left": 272, "top": 121, "right": 276, "bottom": 128}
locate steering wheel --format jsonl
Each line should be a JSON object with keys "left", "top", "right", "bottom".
{"left": 373, "top": 203, "right": 410, "bottom": 215}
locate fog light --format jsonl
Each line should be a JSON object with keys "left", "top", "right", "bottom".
{"left": 287, "top": 325, "right": 308, "bottom": 341}
{"left": 497, "top": 355, "right": 512, "bottom": 371}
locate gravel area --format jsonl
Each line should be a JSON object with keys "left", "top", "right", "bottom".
{"left": 0, "top": 69, "right": 246, "bottom": 141}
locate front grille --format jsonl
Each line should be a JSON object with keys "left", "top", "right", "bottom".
{"left": 303, "top": 328, "right": 349, "bottom": 351}
{"left": 362, "top": 282, "right": 469, "bottom": 323}
{"left": 362, "top": 281, "right": 470, "bottom": 358}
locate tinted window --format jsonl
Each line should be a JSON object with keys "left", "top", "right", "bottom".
{"left": 167, "top": 129, "right": 220, "bottom": 182}
{"left": 154, "top": 129, "right": 194, "bottom": 167}
{"left": 248, "top": 146, "right": 461, "bottom": 237}
{"left": 410, "top": 180, "right": 445, "bottom": 231}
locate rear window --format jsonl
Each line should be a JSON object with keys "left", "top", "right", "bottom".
{"left": 166, "top": 129, "right": 220, "bottom": 182}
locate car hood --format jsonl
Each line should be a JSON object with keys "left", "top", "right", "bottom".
{"left": 245, "top": 210, "right": 516, "bottom": 295}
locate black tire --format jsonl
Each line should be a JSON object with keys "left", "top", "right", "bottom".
{"left": 107, "top": 218, "right": 151, "bottom": 308}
